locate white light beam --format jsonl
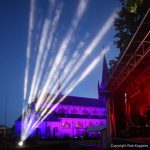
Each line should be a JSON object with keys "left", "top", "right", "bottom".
{"left": 31, "top": 47, "right": 110, "bottom": 132}
{"left": 24, "top": 0, "right": 36, "bottom": 100}
{"left": 35, "top": 0, "right": 89, "bottom": 110}
{"left": 36, "top": 12, "right": 116, "bottom": 113}
{"left": 32, "top": 3, "right": 63, "bottom": 99}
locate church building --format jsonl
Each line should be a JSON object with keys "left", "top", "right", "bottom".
{"left": 15, "top": 56, "right": 108, "bottom": 139}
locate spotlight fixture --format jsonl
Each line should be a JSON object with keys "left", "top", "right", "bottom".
{"left": 18, "top": 141, "right": 23, "bottom": 147}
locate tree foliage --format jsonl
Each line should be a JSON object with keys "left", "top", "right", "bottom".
{"left": 109, "top": 0, "right": 150, "bottom": 72}
{"left": 125, "top": 0, "right": 143, "bottom": 13}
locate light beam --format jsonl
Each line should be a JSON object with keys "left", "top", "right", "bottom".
{"left": 35, "top": 0, "right": 89, "bottom": 110}
{"left": 36, "top": 12, "right": 116, "bottom": 113}
{"left": 30, "top": 46, "right": 110, "bottom": 133}
{"left": 24, "top": 0, "right": 36, "bottom": 100}
{"left": 32, "top": 3, "right": 63, "bottom": 99}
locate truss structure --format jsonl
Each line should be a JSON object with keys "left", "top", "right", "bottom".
{"left": 106, "top": 9, "right": 150, "bottom": 93}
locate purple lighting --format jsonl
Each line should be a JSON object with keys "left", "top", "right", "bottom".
{"left": 15, "top": 95, "right": 106, "bottom": 139}
{"left": 15, "top": 56, "right": 108, "bottom": 141}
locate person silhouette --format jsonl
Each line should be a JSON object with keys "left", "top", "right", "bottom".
{"left": 146, "top": 106, "right": 150, "bottom": 121}
{"left": 138, "top": 114, "right": 146, "bottom": 128}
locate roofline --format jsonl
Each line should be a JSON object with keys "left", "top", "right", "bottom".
{"left": 65, "top": 95, "right": 99, "bottom": 101}
{"left": 107, "top": 8, "right": 150, "bottom": 86}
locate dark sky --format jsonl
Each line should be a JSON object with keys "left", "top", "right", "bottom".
{"left": 0, "top": 0, "right": 121, "bottom": 127}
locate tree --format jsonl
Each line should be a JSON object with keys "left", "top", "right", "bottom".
{"left": 109, "top": 0, "right": 150, "bottom": 72}
{"left": 125, "top": 0, "right": 143, "bottom": 13}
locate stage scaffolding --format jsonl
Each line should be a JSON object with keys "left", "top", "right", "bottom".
{"left": 104, "top": 9, "right": 150, "bottom": 145}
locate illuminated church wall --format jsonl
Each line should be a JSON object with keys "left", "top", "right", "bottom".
{"left": 15, "top": 101, "right": 106, "bottom": 138}
{"left": 15, "top": 57, "right": 107, "bottom": 138}
{"left": 49, "top": 118, "right": 105, "bottom": 137}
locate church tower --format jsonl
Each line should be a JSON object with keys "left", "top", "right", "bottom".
{"left": 98, "top": 55, "right": 109, "bottom": 100}
{"left": 101, "top": 55, "right": 109, "bottom": 88}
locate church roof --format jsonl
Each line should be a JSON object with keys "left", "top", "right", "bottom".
{"left": 16, "top": 112, "right": 60, "bottom": 122}
{"left": 57, "top": 95, "right": 105, "bottom": 108}
{"left": 44, "top": 113, "right": 60, "bottom": 122}
{"left": 15, "top": 96, "right": 105, "bottom": 122}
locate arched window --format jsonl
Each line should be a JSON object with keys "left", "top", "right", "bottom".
{"left": 59, "top": 107, "right": 66, "bottom": 114}
{"left": 93, "top": 109, "right": 98, "bottom": 115}
{"left": 76, "top": 121, "right": 83, "bottom": 128}
{"left": 71, "top": 108, "right": 78, "bottom": 114}
{"left": 89, "top": 121, "right": 93, "bottom": 127}
{"left": 62, "top": 121, "right": 71, "bottom": 128}
{"left": 82, "top": 109, "right": 89, "bottom": 115}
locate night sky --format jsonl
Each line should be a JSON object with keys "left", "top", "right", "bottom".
{"left": 0, "top": 0, "right": 121, "bottom": 127}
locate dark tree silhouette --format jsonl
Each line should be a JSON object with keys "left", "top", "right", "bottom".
{"left": 109, "top": 0, "right": 150, "bottom": 72}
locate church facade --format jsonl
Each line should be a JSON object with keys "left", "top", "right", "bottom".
{"left": 15, "top": 57, "right": 108, "bottom": 139}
